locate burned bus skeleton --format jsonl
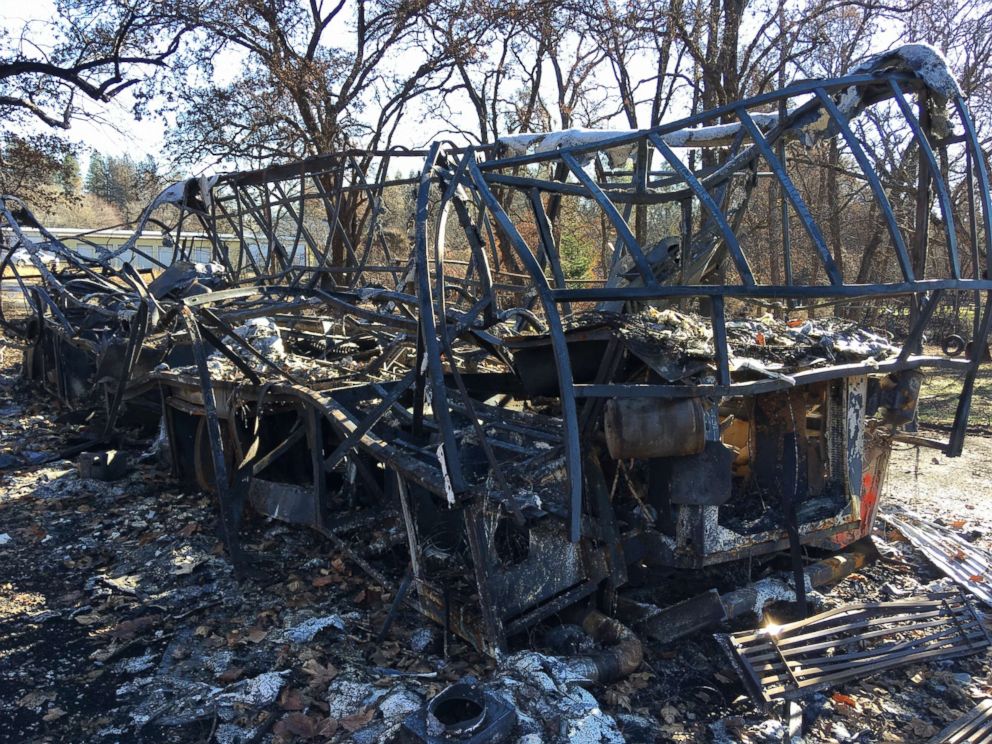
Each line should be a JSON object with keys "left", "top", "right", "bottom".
{"left": 2, "top": 46, "right": 991, "bottom": 665}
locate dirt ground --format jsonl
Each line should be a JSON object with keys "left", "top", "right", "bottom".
{"left": 2, "top": 334, "right": 992, "bottom": 744}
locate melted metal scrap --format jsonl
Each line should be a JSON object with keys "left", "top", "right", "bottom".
{"left": 883, "top": 511, "right": 992, "bottom": 606}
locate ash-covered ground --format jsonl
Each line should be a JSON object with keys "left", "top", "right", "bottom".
{"left": 2, "top": 337, "right": 991, "bottom": 744}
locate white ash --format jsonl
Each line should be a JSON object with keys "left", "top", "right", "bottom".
{"left": 731, "top": 357, "right": 796, "bottom": 385}
{"left": 517, "top": 735, "right": 544, "bottom": 744}
{"left": 116, "top": 675, "right": 154, "bottom": 697}
{"left": 122, "top": 675, "right": 222, "bottom": 726}
{"left": 210, "top": 317, "right": 286, "bottom": 370}
{"left": 836, "top": 44, "right": 961, "bottom": 136}
{"left": 140, "top": 418, "right": 170, "bottom": 464}
{"left": 409, "top": 627, "right": 436, "bottom": 653}
{"left": 832, "top": 721, "right": 853, "bottom": 742}
{"left": 488, "top": 651, "right": 625, "bottom": 743}
{"left": 850, "top": 43, "right": 961, "bottom": 99}
{"left": 168, "top": 544, "right": 210, "bottom": 575}
{"left": 10, "top": 247, "right": 59, "bottom": 266}
{"left": 116, "top": 651, "right": 158, "bottom": 675}
{"left": 276, "top": 613, "right": 345, "bottom": 644}
{"left": 377, "top": 687, "right": 423, "bottom": 720}
{"left": 352, "top": 723, "right": 390, "bottom": 744}
{"left": 497, "top": 114, "right": 781, "bottom": 165}
{"left": 498, "top": 128, "right": 637, "bottom": 167}
{"left": 215, "top": 670, "right": 288, "bottom": 710}
{"left": 327, "top": 679, "right": 387, "bottom": 719}
{"left": 214, "top": 722, "right": 261, "bottom": 744}
{"left": 660, "top": 113, "right": 780, "bottom": 148}
{"left": 204, "top": 650, "right": 234, "bottom": 675}
{"left": 752, "top": 718, "right": 786, "bottom": 743}
{"left": 749, "top": 577, "right": 800, "bottom": 619}
{"left": 95, "top": 725, "right": 127, "bottom": 738}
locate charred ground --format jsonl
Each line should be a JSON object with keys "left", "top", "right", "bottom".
{"left": 2, "top": 338, "right": 991, "bottom": 743}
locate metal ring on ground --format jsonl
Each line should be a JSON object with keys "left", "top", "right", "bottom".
{"left": 426, "top": 683, "right": 487, "bottom": 736}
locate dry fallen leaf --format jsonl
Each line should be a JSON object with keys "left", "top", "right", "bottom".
{"left": 170, "top": 549, "right": 208, "bottom": 575}
{"left": 604, "top": 688, "right": 632, "bottom": 711}
{"left": 274, "top": 712, "right": 318, "bottom": 739}
{"left": 969, "top": 574, "right": 986, "bottom": 583}
{"left": 279, "top": 687, "right": 306, "bottom": 711}
{"left": 274, "top": 713, "right": 338, "bottom": 741}
{"left": 17, "top": 690, "right": 55, "bottom": 709}
{"left": 951, "top": 519, "right": 967, "bottom": 529}
{"left": 218, "top": 667, "right": 244, "bottom": 683}
{"left": 301, "top": 659, "right": 337, "bottom": 687}
{"left": 246, "top": 627, "right": 269, "bottom": 643}
{"left": 108, "top": 615, "right": 158, "bottom": 640}
{"left": 42, "top": 707, "right": 67, "bottom": 722}
{"left": 910, "top": 718, "right": 938, "bottom": 737}
{"left": 317, "top": 718, "right": 338, "bottom": 737}
{"left": 832, "top": 692, "right": 857, "bottom": 708}
{"left": 339, "top": 707, "right": 374, "bottom": 733}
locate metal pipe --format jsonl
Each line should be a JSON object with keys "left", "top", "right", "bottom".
{"left": 720, "top": 547, "right": 871, "bottom": 620}
{"left": 558, "top": 608, "right": 644, "bottom": 683}
{"left": 619, "top": 543, "right": 873, "bottom": 644}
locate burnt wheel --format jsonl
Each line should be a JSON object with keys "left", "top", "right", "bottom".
{"left": 942, "top": 334, "right": 966, "bottom": 357}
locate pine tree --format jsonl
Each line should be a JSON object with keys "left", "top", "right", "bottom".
{"left": 85, "top": 151, "right": 108, "bottom": 199}
{"left": 58, "top": 153, "right": 81, "bottom": 194}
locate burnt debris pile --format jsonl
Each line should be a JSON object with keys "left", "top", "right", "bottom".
{"left": 2, "top": 45, "right": 992, "bottom": 741}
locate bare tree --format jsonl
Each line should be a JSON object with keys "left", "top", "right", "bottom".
{"left": 163, "top": 0, "right": 450, "bottom": 166}
{"left": 1, "top": 0, "right": 190, "bottom": 130}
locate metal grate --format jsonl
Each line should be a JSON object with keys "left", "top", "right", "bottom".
{"left": 719, "top": 592, "right": 990, "bottom": 705}
{"left": 929, "top": 699, "right": 992, "bottom": 744}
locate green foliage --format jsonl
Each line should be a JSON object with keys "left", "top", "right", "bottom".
{"left": 59, "top": 153, "right": 81, "bottom": 193}
{"left": 919, "top": 365, "right": 992, "bottom": 429}
{"left": 85, "top": 151, "right": 171, "bottom": 222}
{"left": 558, "top": 231, "right": 594, "bottom": 280}
{"left": 0, "top": 133, "right": 78, "bottom": 210}
{"left": 85, "top": 151, "right": 109, "bottom": 199}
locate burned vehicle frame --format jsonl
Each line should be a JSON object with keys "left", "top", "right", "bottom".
{"left": 2, "top": 47, "right": 991, "bottom": 660}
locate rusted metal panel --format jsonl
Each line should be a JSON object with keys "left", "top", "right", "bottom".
{"left": 884, "top": 511, "right": 992, "bottom": 607}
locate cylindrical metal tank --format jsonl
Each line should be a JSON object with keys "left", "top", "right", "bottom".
{"left": 604, "top": 397, "right": 706, "bottom": 459}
